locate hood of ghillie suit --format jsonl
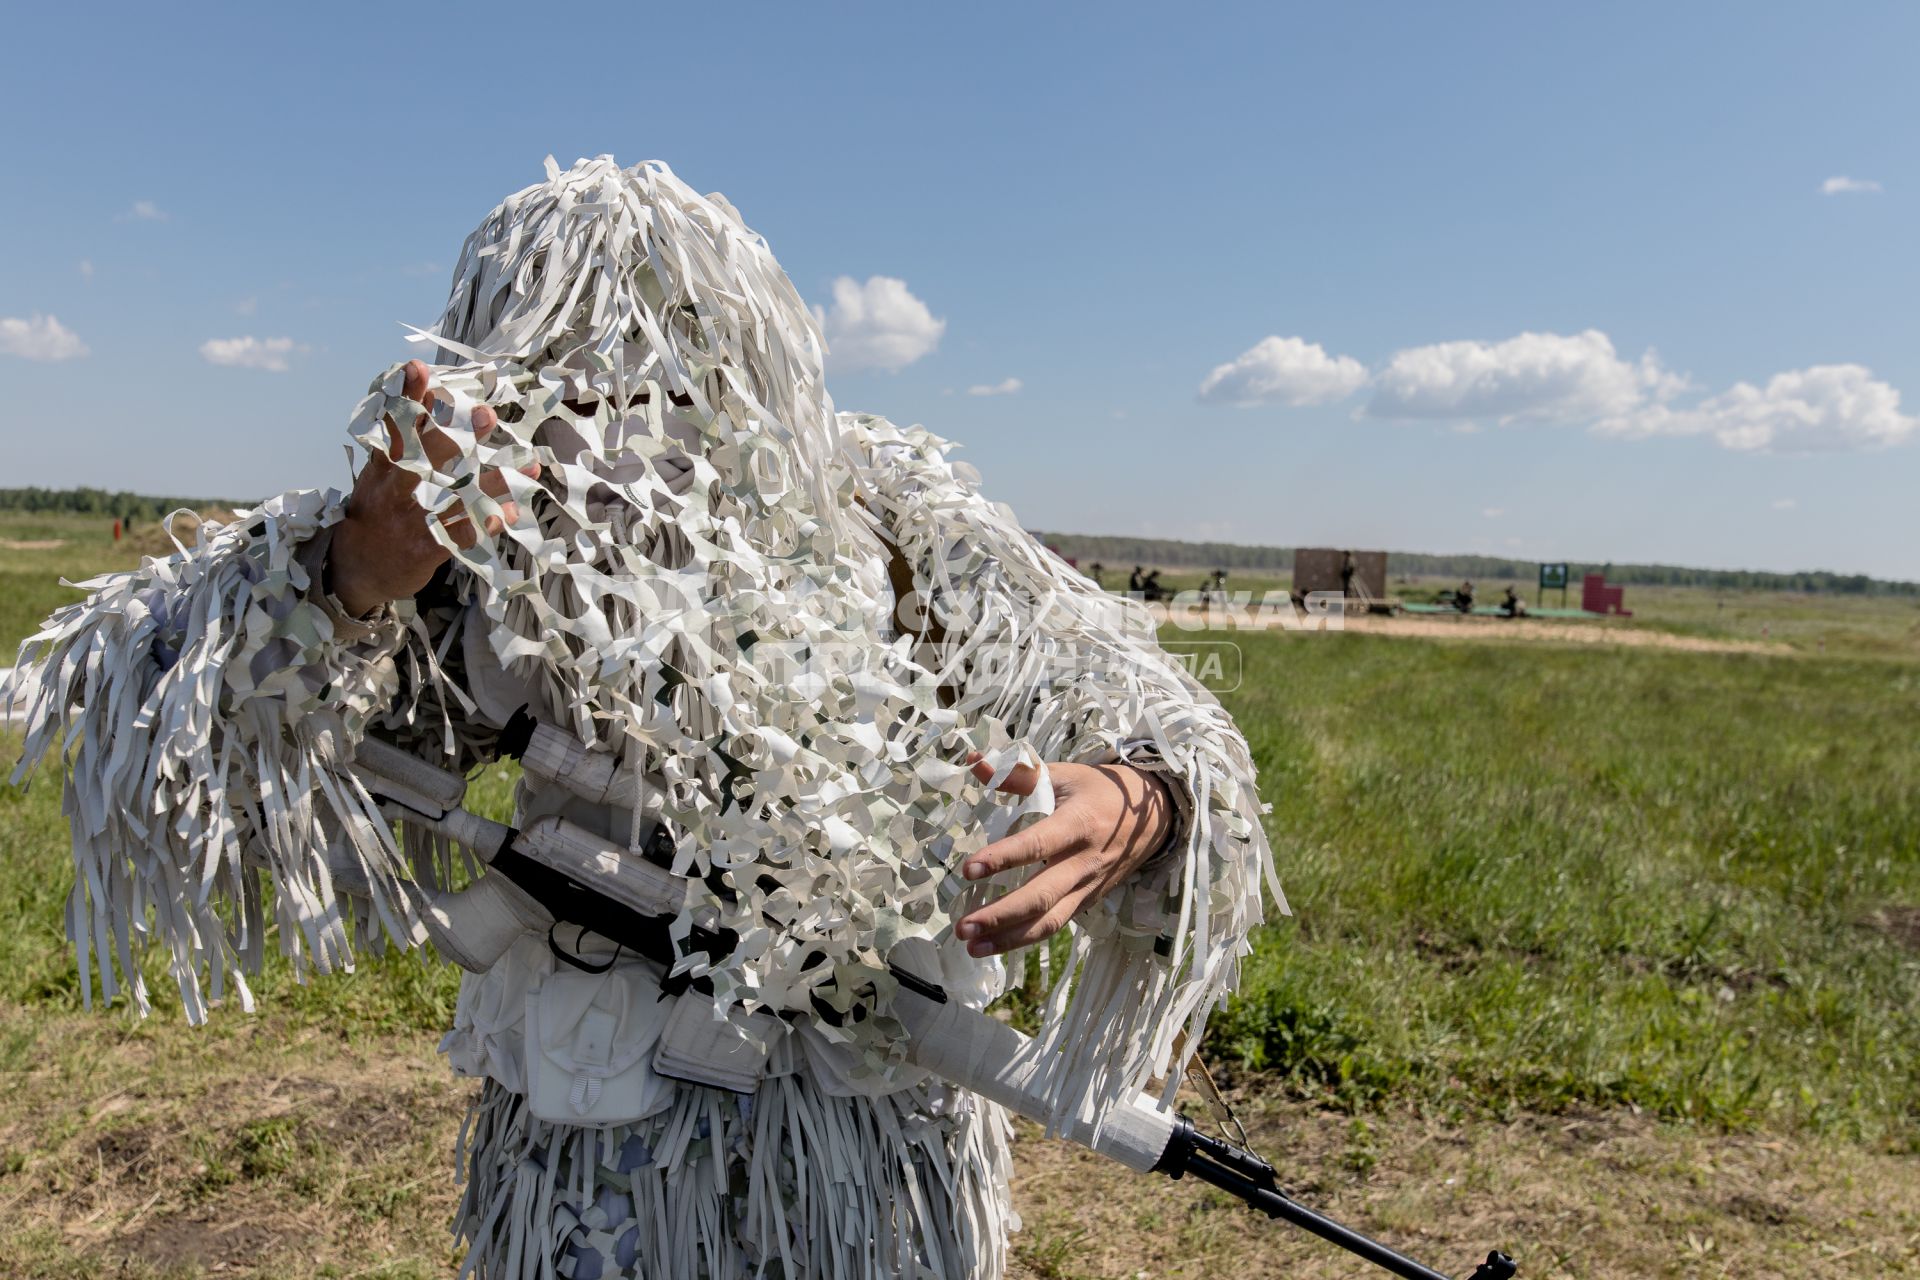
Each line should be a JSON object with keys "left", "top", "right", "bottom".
{"left": 350, "top": 157, "right": 1031, "bottom": 1057}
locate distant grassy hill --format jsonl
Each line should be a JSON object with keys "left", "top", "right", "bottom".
{"left": 1038, "top": 531, "right": 1918, "bottom": 597}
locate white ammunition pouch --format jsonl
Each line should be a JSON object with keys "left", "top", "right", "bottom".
{"left": 527, "top": 965, "right": 675, "bottom": 1125}
{"left": 652, "top": 993, "right": 785, "bottom": 1094}
{"left": 524, "top": 964, "right": 794, "bottom": 1123}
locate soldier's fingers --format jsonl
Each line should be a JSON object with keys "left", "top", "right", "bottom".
{"left": 479, "top": 461, "right": 541, "bottom": 501}
{"left": 440, "top": 510, "right": 478, "bottom": 550}
{"left": 966, "top": 750, "right": 1042, "bottom": 797}
{"left": 441, "top": 496, "right": 519, "bottom": 545}
{"left": 968, "top": 900, "right": 1084, "bottom": 955}
{"left": 418, "top": 420, "right": 462, "bottom": 471}
{"left": 384, "top": 360, "right": 439, "bottom": 463}
{"left": 955, "top": 861, "right": 1092, "bottom": 956}
{"left": 961, "top": 811, "right": 1080, "bottom": 882}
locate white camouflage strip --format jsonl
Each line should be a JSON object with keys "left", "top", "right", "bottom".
{"left": 7, "top": 493, "right": 421, "bottom": 1019}
{"left": 454, "top": 1075, "right": 1011, "bottom": 1280}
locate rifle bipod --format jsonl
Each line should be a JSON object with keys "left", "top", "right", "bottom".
{"left": 1153, "top": 1120, "right": 1516, "bottom": 1279}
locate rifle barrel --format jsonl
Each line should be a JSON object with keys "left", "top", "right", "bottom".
{"left": 1178, "top": 1149, "right": 1452, "bottom": 1280}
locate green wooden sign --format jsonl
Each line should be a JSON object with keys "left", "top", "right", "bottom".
{"left": 1539, "top": 562, "right": 1570, "bottom": 589}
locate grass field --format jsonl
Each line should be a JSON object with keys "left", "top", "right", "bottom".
{"left": 0, "top": 514, "right": 159, "bottom": 666}
{"left": 1217, "top": 634, "right": 1920, "bottom": 1140}
{"left": 2, "top": 513, "right": 1918, "bottom": 1277}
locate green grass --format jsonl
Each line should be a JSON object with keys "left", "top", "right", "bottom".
{"left": 1210, "top": 630, "right": 1920, "bottom": 1143}
{"left": 13, "top": 511, "right": 1918, "bottom": 661}
{"left": 4, "top": 521, "right": 1917, "bottom": 1150}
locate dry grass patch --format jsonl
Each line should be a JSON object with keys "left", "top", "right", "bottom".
{"left": 0, "top": 1009, "right": 473, "bottom": 1279}
{"left": 8, "top": 1013, "right": 1912, "bottom": 1280}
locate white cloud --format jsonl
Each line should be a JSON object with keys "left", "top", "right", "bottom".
{"left": 1364, "top": 329, "right": 1683, "bottom": 425}
{"left": 1821, "top": 176, "right": 1882, "bottom": 196}
{"left": 0, "top": 314, "right": 89, "bottom": 362}
{"left": 234, "top": 296, "right": 258, "bottom": 316}
{"left": 1772, "top": 497, "right": 1798, "bottom": 510}
{"left": 199, "top": 335, "right": 305, "bottom": 372}
{"left": 78, "top": 259, "right": 94, "bottom": 282}
{"left": 1599, "top": 364, "right": 1915, "bottom": 453}
{"left": 1481, "top": 507, "right": 1504, "bottom": 518}
{"left": 1206, "top": 325, "right": 1913, "bottom": 455}
{"left": 812, "top": 275, "right": 944, "bottom": 372}
{"left": 966, "top": 377, "right": 1023, "bottom": 397}
{"left": 121, "top": 199, "right": 167, "bottom": 221}
{"left": 1197, "top": 335, "right": 1368, "bottom": 407}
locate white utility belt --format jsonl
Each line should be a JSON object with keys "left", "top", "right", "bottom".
{"left": 523, "top": 949, "right": 789, "bottom": 1125}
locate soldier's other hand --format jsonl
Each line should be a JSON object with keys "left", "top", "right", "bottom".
{"left": 952, "top": 752, "right": 1174, "bottom": 957}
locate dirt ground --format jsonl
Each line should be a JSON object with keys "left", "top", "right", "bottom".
{"left": 1151, "top": 605, "right": 1792, "bottom": 656}
{"left": 2, "top": 1010, "right": 1913, "bottom": 1280}
{"left": 1335, "top": 615, "right": 1791, "bottom": 655}
{"left": 1007, "top": 1099, "right": 1920, "bottom": 1279}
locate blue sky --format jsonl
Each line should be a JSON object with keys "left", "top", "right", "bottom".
{"left": 3, "top": 3, "right": 1915, "bottom": 577}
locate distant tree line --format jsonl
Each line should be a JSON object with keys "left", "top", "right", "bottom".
{"left": 1040, "top": 534, "right": 1295, "bottom": 573}
{"left": 7, "top": 494, "right": 1907, "bottom": 596}
{"left": 0, "top": 487, "right": 250, "bottom": 523}
{"left": 1039, "top": 532, "right": 1918, "bottom": 597}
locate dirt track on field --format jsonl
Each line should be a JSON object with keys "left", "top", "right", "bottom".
{"left": 1336, "top": 615, "right": 1792, "bottom": 654}
{"left": 1152, "top": 607, "right": 1792, "bottom": 656}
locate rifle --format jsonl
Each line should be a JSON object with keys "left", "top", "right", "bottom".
{"left": 348, "top": 723, "right": 1517, "bottom": 1280}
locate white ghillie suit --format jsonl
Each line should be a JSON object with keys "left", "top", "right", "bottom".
{"left": 9, "top": 157, "right": 1282, "bottom": 1280}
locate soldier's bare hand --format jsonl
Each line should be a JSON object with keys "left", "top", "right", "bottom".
{"left": 328, "top": 360, "right": 539, "bottom": 616}
{"left": 952, "top": 753, "right": 1174, "bottom": 957}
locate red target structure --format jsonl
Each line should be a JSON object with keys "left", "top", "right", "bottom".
{"left": 1581, "top": 573, "right": 1632, "bottom": 617}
